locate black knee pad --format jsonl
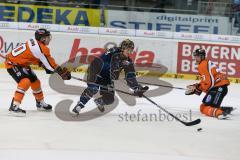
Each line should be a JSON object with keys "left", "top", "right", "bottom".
{"left": 85, "top": 86, "right": 99, "bottom": 97}
{"left": 102, "top": 92, "right": 114, "bottom": 105}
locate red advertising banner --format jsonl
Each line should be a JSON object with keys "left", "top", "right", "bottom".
{"left": 177, "top": 42, "right": 240, "bottom": 77}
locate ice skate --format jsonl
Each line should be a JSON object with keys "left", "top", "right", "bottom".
{"left": 94, "top": 98, "right": 105, "bottom": 112}
{"left": 36, "top": 100, "right": 52, "bottom": 111}
{"left": 220, "top": 106, "right": 236, "bottom": 115}
{"left": 72, "top": 102, "right": 84, "bottom": 115}
{"left": 217, "top": 111, "right": 231, "bottom": 120}
{"left": 9, "top": 100, "right": 26, "bottom": 117}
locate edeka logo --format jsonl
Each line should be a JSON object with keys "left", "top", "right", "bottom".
{"left": 0, "top": 35, "right": 20, "bottom": 54}
{"left": 68, "top": 39, "right": 155, "bottom": 67}
{"left": 51, "top": 40, "right": 172, "bottom": 121}
{"left": 177, "top": 42, "right": 240, "bottom": 77}
{"left": 0, "top": 3, "right": 101, "bottom": 26}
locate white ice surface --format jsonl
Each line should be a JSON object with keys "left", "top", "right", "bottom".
{"left": 0, "top": 69, "right": 240, "bottom": 160}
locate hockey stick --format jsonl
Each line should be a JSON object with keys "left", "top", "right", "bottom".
{"left": 71, "top": 76, "right": 135, "bottom": 96}
{"left": 142, "top": 95, "right": 201, "bottom": 126}
{"left": 71, "top": 75, "right": 201, "bottom": 126}
{"left": 138, "top": 81, "right": 187, "bottom": 90}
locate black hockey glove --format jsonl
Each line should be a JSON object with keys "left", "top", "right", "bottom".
{"left": 185, "top": 83, "right": 202, "bottom": 95}
{"left": 55, "top": 66, "right": 71, "bottom": 80}
{"left": 39, "top": 62, "right": 54, "bottom": 74}
{"left": 134, "top": 85, "right": 149, "bottom": 97}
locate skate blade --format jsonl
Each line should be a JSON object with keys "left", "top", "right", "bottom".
{"left": 37, "top": 108, "right": 52, "bottom": 112}
{"left": 218, "top": 116, "right": 231, "bottom": 120}
{"left": 70, "top": 110, "right": 80, "bottom": 116}
{"left": 8, "top": 111, "right": 26, "bottom": 117}
{"left": 97, "top": 106, "right": 105, "bottom": 113}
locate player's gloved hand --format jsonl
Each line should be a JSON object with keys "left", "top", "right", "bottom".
{"left": 134, "top": 85, "right": 149, "bottom": 97}
{"left": 185, "top": 83, "right": 202, "bottom": 95}
{"left": 39, "top": 62, "right": 54, "bottom": 74}
{"left": 55, "top": 66, "right": 71, "bottom": 80}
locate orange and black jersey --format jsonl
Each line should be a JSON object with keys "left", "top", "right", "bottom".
{"left": 197, "top": 59, "right": 229, "bottom": 93}
{"left": 5, "top": 38, "right": 58, "bottom": 71}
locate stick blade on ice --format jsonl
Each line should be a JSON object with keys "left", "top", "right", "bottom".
{"left": 183, "top": 119, "right": 201, "bottom": 126}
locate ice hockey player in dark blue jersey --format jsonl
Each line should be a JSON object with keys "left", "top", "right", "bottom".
{"left": 72, "top": 39, "right": 149, "bottom": 114}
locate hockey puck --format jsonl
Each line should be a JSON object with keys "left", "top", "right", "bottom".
{"left": 197, "top": 128, "right": 202, "bottom": 132}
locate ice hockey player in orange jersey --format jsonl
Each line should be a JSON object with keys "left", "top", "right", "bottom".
{"left": 5, "top": 28, "right": 71, "bottom": 116}
{"left": 185, "top": 48, "right": 234, "bottom": 119}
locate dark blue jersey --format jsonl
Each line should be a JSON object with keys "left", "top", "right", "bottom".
{"left": 87, "top": 47, "right": 139, "bottom": 90}
{"left": 98, "top": 47, "right": 120, "bottom": 81}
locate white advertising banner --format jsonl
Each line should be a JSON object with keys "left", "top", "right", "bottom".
{"left": 98, "top": 27, "right": 136, "bottom": 36}
{"left": 59, "top": 25, "right": 99, "bottom": 34}
{"left": 1, "top": 22, "right": 240, "bottom": 44}
{"left": 107, "top": 10, "right": 231, "bottom": 35}
{"left": 1, "top": 29, "right": 240, "bottom": 78}
{"left": 0, "top": 29, "right": 177, "bottom": 73}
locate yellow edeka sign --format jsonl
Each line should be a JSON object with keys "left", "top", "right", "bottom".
{"left": 0, "top": 3, "right": 103, "bottom": 26}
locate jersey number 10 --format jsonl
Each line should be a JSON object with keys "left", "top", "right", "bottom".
{"left": 12, "top": 44, "right": 27, "bottom": 57}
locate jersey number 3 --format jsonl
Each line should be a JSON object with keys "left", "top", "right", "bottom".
{"left": 12, "top": 44, "right": 27, "bottom": 57}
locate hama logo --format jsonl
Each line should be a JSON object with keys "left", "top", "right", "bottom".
{"left": 0, "top": 35, "right": 21, "bottom": 54}
{"left": 68, "top": 39, "right": 155, "bottom": 67}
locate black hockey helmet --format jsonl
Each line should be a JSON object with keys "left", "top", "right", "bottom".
{"left": 192, "top": 48, "right": 206, "bottom": 58}
{"left": 120, "top": 39, "right": 134, "bottom": 51}
{"left": 35, "top": 28, "right": 51, "bottom": 41}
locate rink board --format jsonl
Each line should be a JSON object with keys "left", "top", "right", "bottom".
{"left": 0, "top": 28, "right": 240, "bottom": 83}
